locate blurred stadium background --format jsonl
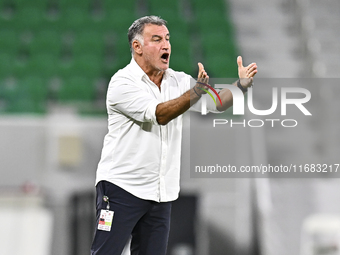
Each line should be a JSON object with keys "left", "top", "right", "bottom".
{"left": 0, "top": 0, "right": 238, "bottom": 115}
{"left": 0, "top": 0, "right": 339, "bottom": 254}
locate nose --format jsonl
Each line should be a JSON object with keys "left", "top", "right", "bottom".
{"left": 162, "top": 39, "right": 170, "bottom": 50}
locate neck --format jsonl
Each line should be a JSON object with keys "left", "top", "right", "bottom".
{"left": 134, "top": 56, "right": 164, "bottom": 88}
{"left": 146, "top": 69, "right": 164, "bottom": 88}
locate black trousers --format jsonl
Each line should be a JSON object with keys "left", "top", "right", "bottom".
{"left": 90, "top": 181, "right": 172, "bottom": 255}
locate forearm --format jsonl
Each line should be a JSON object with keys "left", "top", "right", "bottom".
{"left": 156, "top": 87, "right": 201, "bottom": 125}
{"left": 216, "top": 80, "right": 239, "bottom": 111}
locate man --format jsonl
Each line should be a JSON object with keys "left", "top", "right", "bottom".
{"left": 91, "top": 16, "right": 257, "bottom": 255}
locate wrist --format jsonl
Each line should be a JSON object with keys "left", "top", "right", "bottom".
{"left": 237, "top": 79, "right": 248, "bottom": 93}
{"left": 194, "top": 82, "right": 208, "bottom": 96}
{"left": 193, "top": 86, "right": 202, "bottom": 97}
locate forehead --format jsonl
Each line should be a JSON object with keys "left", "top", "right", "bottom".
{"left": 143, "top": 24, "right": 169, "bottom": 37}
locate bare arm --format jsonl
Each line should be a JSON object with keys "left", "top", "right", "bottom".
{"left": 155, "top": 89, "right": 199, "bottom": 125}
{"left": 156, "top": 63, "right": 209, "bottom": 125}
{"left": 155, "top": 56, "right": 257, "bottom": 125}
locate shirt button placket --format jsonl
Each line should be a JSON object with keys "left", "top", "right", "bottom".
{"left": 159, "top": 125, "right": 167, "bottom": 201}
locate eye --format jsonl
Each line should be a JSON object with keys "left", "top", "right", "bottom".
{"left": 152, "top": 36, "right": 162, "bottom": 42}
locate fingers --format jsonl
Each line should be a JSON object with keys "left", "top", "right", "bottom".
{"left": 197, "top": 62, "right": 209, "bottom": 83}
{"left": 248, "top": 69, "right": 257, "bottom": 78}
{"left": 197, "top": 62, "right": 204, "bottom": 78}
{"left": 246, "top": 63, "right": 257, "bottom": 78}
{"left": 198, "top": 62, "right": 204, "bottom": 72}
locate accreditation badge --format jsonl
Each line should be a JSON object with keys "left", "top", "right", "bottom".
{"left": 97, "top": 209, "right": 114, "bottom": 231}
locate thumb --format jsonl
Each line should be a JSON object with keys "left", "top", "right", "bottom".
{"left": 237, "top": 56, "right": 243, "bottom": 68}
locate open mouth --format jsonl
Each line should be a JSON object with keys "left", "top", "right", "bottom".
{"left": 161, "top": 53, "right": 169, "bottom": 62}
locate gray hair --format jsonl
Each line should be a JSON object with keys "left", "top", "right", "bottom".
{"left": 128, "top": 16, "right": 167, "bottom": 54}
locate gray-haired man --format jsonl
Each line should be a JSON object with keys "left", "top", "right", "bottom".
{"left": 90, "top": 16, "right": 257, "bottom": 255}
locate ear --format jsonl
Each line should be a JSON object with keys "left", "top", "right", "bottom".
{"left": 132, "top": 40, "right": 143, "bottom": 55}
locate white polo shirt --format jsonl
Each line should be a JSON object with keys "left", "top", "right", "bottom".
{"left": 95, "top": 58, "right": 218, "bottom": 202}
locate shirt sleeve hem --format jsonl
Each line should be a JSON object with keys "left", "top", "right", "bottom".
{"left": 145, "top": 100, "right": 160, "bottom": 125}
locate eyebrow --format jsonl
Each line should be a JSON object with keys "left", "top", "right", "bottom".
{"left": 151, "top": 34, "right": 170, "bottom": 39}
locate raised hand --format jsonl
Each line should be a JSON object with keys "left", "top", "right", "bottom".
{"left": 197, "top": 62, "right": 209, "bottom": 84}
{"left": 194, "top": 62, "right": 210, "bottom": 95}
{"left": 237, "top": 56, "right": 257, "bottom": 88}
